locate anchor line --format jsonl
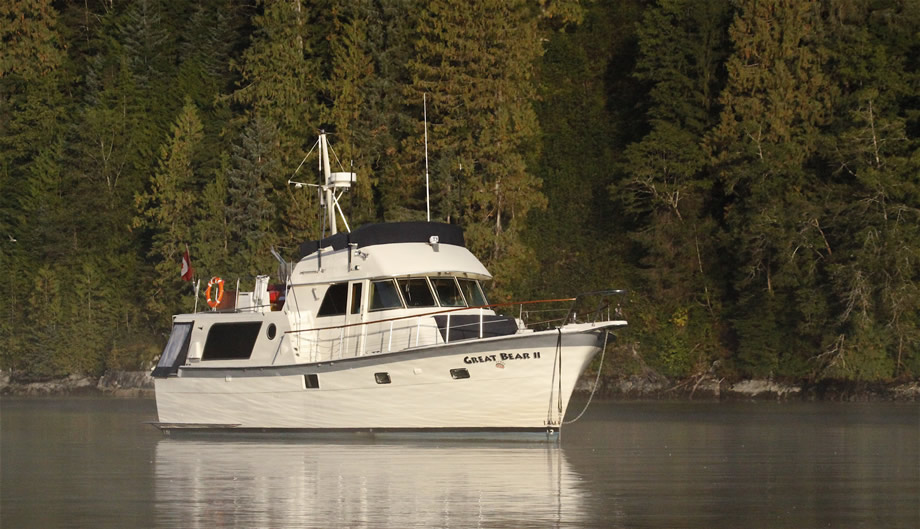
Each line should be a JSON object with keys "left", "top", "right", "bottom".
{"left": 546, "top": 328, "right": 564, "bottom": 427}
{"left": 563, "top": 330, "right": 609, "bottom": 425}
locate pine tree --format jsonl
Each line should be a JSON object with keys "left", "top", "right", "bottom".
{"left": 232, "top": 0, "right": 323, "bottom": 166}
{"left": 709, "top": 0, "right": 836, "bottom": 377}
{"left": 135, "top": 98, "right": 205, "bottom": 321}
{"left": 818, "top": 0, "right": 920, "bottom": 379}
{"left": 226, "top": 116, "right": 280, "bottom": 277}
{"left": 408, "top": 0, "right": 547, "bottom": 297}
{"left": 613, "top": 0, "right": 732, "bottom": 377}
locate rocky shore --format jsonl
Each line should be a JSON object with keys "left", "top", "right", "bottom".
{"left": 0, "top": 370, "right": 154, "bottom": 398}
{"left": 576, "top": 373, "right": 920, "bottom": 402}
{"left": 2, "top": 369, "right": 917, "bottom": 401}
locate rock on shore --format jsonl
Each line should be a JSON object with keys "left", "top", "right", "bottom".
{"left": 575, "top": 373, "right": 920, "bottom": 401}
{"left": 0, "top": 370, "right": 154, "bottom": 397}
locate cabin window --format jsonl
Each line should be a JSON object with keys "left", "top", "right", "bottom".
{"left": 450, "top": 368, "right": 471, "bottom": 380}
{"left": 201, "top": 322, "right": 261, "bottom": 360}
{"left": 152, "top": 322, "right": 193, "bottom": 377}
{"left": 350, "top": 283, "right": 363, "bottom": 314}
{"left": 304, "top": 374, "right": 319, "bottom": 389}
{"left": 458, "top": 279, "right": 488, "bottom": 307}
{"left": 318, "top": 283, "right": 349, "bottom": 317}
{"left": 432, "top": 277, "right": 465, "bottom": 307}
{"left": 398, "top": 278, "right": 436, "bottom": 307}
{"left": 369, "top": 279, "right": 403, "bottom": 311}
{"left": 374, "top": 372, "right": 391, "bottom": 384}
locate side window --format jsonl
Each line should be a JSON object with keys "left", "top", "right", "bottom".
{"left": 152, "top": 322, "right": 193, "bottom": 377}
{"left": 350, "top": 283, "right": 363, "bottom": 315}
{"left": 458, "top": 279, "right": 488, "bottom": 307}
{"left": 397, "top": 278, "right": 436, "bottom": 307}
{"left": 431, "top": 277, "right": 465, "bottom": 307}
{"left": 369, "top": 279, "right": 404, "bottom": 311}
{"left": 202, "top": 322, "right": 262, "bottom": 360}
{"left": 318, "top": 283, "right": 348, "bottom": 317}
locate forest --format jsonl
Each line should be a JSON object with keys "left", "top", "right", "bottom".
{"left": 1, "top": 0, "right": 918, "bottom": 385}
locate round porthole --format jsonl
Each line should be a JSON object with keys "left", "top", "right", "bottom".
{"left": 267, "top": 323, "right": 277, "bottom": 340}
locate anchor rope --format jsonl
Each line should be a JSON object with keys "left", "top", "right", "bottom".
{"left": 563, "top": 330, "right": 609, "bottom": 425}
{"left": 546, "top": 328, "right": 563, "bottom": 426}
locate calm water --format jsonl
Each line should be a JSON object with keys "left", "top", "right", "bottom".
{"left": 1, "top": 397, "right": 917, "bottom": 528}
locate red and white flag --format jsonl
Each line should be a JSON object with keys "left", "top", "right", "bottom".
{"left": 181, "top": 247, "right": 194, "bottom": 281}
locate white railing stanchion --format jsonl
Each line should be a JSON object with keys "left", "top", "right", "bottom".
{"left": 388, "top": 321, "right": 393, "bottom": 352}
{"left": 446, "top": 313, "right": 451, "bottom": 344}
{"left": 479, "top": 307, "right": 483, "bottom": 339}
{"left": 416, "top": 317, "right": 421, "bottom": 347}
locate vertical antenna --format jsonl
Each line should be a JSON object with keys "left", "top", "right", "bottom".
{"left": 424, "top": 93, "right": 430, "bottom": 223}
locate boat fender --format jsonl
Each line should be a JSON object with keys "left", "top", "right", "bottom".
{"left": 206, "top": 276, "right": 225, "bottom": 309}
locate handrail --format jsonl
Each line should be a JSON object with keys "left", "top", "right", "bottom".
{"left": 284, "top": 297, "right": 578, "bottom": 334}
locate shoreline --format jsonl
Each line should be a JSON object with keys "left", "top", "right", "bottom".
{"left": 2, "top": 370, "right": 918, "bottom": 402}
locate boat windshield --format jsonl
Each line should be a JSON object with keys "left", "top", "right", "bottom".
{"left": 369, "top": 279, "right": 403, "bottom": 311}
{"left": 458, "top": 278, "right": 488, "bottom": 307}
{"left": 398, "top": 278, "right": 436, "bottom": 307}
{"left": 431, "top": 277, "right": 465, "bottom": 307}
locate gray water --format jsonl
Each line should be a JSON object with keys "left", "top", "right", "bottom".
{"left": 1, "top": 398, "right": 917, "bottom": 528}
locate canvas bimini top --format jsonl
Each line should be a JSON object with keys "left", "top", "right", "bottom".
{"left": 298, "top": 221, "right": 466, "bottom": 258}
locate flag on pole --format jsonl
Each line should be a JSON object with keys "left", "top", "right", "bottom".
{"left": 181, "top": 246, "right": 194, "bottom": 281}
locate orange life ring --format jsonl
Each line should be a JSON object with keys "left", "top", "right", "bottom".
{"left": 206, "top": 276, "right": 225, "bottom": 309}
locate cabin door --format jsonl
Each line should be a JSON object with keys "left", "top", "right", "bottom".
{"left": 314, "top": 281, "right": 365, "bottom": 359}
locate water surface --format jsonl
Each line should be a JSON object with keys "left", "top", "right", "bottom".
{"left": 1, "top": 398, "right": 917, "bottom": 528}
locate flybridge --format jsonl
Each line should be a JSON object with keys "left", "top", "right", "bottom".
{"left": 298, "top": 222, "right": 466, "bottom": 259}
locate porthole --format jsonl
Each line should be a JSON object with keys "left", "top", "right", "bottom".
{"left": 267, "top": 323, "right": 277, "bottom": 340}
{"left": 375, "top": 372, "right": 391, "bottom": 385}
{"left": 304, "top": 374, "right": 319, "bottom": 389}
{"left": 450, "top": 368, "right": 470, "bottom": 380}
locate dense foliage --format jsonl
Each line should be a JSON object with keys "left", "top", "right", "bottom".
{"left": 1, "top": 0, "right": 917, "bottom": 383}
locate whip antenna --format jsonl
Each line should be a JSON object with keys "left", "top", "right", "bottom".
{"left": 424, "top": 93, "right": 430, "bottom": 222}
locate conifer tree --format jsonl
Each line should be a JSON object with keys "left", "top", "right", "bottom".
{"left": 819, "top": 0, "right": 920, "bottom": 379}
{"left": 135, "top": 98, "right": 205, "bottom": 321}
{"left": 226, "top": 116, "right": 280, "bottom": 277}
{"left": 232, "top": 0, "right": 322, "bottom": 166}
{"left": 408, "top": 0, "right": 546, "bottom": 297}
{"left": 614, "top": 0, "right": 732, "bottom": 377}
{"left": 709, "top": 0, "right": 836, "bottom": 377}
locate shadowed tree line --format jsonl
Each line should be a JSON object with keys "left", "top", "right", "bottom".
{"left": 1, "top": 0, "right": 918, "bottom": 384}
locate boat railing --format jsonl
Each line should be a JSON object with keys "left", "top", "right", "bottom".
{"left": 286, "top": 290, "right": 626, "bottom": 359}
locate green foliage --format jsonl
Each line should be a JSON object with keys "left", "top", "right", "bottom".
{"left": 407, "top": 0, "right": 547, "bottom": 298}
{"left": 3, "top": 0, "right": 920, "bottom": 387}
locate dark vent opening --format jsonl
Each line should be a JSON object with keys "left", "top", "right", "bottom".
{"left": 450, "top": 368, "right": 470, "bottom": 380}
{"left": 304, "top": 374, "right": 319, "bottom": 389}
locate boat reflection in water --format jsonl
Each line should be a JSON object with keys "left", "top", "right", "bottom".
{"left": 154, "top": 439, "right": 588, "bottom": 528}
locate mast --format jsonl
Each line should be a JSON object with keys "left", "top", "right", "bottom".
{"left": 319, "top": 132, "right": 337, "bottom": 234}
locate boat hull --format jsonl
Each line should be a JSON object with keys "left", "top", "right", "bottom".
{"left": 153, "top": 327, "right": 610, "bottom": 435}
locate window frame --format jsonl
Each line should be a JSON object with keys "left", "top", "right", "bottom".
{"left": 369, "top": 279, "right": 405, "bottom": 312}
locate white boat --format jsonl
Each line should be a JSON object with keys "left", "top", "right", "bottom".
{"left": 151, "top": 132, "right": 626, "bottom": 440}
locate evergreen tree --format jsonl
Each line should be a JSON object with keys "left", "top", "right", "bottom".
{"left": 819, "top": 0, "right": 920, "bottom": 379}
{"left": 232, "top": 0, "right": 322, "bottom": 165}
{"left": 226, "top": 116, "right": 280, "bottom": 277}
{"left": 613, "top": 0, "right": 732, "bottom": 377}
{"left": 709, "top": 0, "right": 836, "bottom": 377}
{"left": 135, "top": 98, "right": 205, "bottom": 322}
{"left": 408, "top": 0, "right": 547, "bottom": 298}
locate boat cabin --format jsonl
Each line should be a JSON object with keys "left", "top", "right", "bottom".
{"left": 153, "top": 222, "right": 519, "bottom": 376}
